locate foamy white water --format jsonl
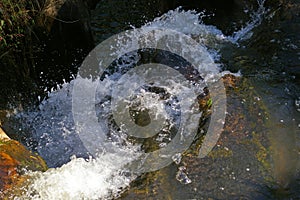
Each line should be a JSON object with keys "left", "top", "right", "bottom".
{"left": 16, "top": 154, "right": 136, "bottom": 200}
{"left": 14, "top": 1, "right": 266, "bottom": 199}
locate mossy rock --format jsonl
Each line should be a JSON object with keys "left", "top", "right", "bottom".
{"left": 0, "top": 128, "right": 47, "bottom": 195}
{"left": 122, "top": 74, "right": 275, "bottom": 199}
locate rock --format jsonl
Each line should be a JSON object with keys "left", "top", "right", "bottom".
{"left": 0, "top": 152, "right": 19, "bottom": 192}
{"left": 0, "top": 127, "right": 10, "bottom": 140}
{"left": 0, "top": 127, "right": 47, "bottom": 197}
{"left": 121, "top": 74, "right": 275, "bottom": 199}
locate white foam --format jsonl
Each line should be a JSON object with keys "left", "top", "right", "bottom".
{"left": 17, "top": 152, "right": 138, "bottom": 200}
{"left": 145, "top": 7, "right": 228, "bottom": 49}
{"left": 146, "top": 1, "right": 266, "bottom": 45}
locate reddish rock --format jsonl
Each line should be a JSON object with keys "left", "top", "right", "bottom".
{"left": 0, "top": 128, "right": 47, "bottom": 196}
{"left": 0, "top": 152, "right": 19, "bottom": 191}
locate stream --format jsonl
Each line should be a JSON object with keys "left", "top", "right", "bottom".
{"left": 1, "top": 0, "right": 299, "bottom": 199}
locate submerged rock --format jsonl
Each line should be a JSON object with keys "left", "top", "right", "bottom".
{"left": 0, "top": 127, "right": 47, "bottom": 197}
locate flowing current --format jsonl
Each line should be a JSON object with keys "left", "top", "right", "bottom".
{"left": 12, "top": 2, "right": 266, "bottom": 199}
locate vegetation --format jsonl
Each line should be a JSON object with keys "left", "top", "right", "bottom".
{"left": 0, "top": 0, "right": 40, "bottom": 51}
{"left": 0, "top": 0, "right": 43, "bottom": 108}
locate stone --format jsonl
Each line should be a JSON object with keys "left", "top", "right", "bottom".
{"left": 0, "top": 127, "right": 47, "bottom": 196}
{"left": 0, "top": 127, "right": 10, "bottom": 140}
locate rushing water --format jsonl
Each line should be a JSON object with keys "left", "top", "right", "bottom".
{"left": 3, "top": 0, "right": 300, "bottom": 199}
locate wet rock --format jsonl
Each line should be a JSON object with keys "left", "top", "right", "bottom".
{"left": 0, "top": 152, "right": 19, "bottom": 192}
{"left": 0, "top": 127, "right": 47, "bottom": 196}
{"left": 122, "top": 74, "right": 275, "bottom": 199}
{"left": 0, "top": 127, "right": 10, "bottom": 140}
{"left": 197, "top": 87, "right": 211, "bottom": 111}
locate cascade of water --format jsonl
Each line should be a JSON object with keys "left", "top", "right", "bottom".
{"left": 13, "top": 1, "right": 267, "bottom": 199}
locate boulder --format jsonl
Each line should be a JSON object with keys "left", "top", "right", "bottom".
{"left": 0, "top": 127, "right": 47, "bottom": 196}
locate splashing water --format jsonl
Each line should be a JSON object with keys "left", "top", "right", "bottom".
{"left": 13, "top": 2, "right": 267, "bottom": 199}
{"left": 17, "top": 153, "right": 137, "bottom": 200}
{"left": 229, "top": 0, "right": 266, "bottom": 43}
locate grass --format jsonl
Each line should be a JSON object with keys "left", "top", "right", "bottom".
{"left": 0, "top": 0, "right": 35, "bottom": 49}
{"left": 0, "top": 0, "right": 43, "bottom": 109}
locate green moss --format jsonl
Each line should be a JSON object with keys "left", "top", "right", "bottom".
{"left": 206, "top": 98, "right": 212, "bottom": 108}
{"left": 208, "top": 147, "right": 233, "bottom": 159}
{"left": 0, "top": 139, "right": 48, "bottom": 172}
{"left": 246, "top": 132, "right": 273, "bottom": 183}
{"left": 252, "top": 133, "right": 271, "bottom": 170}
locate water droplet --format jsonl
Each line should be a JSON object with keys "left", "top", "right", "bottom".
{"left": 176, "top": 166, "right": 192, "bottom": 185}
{"left": 172, "top": 153, "right": 182, "bottom": 165}
{"left": 295, "top": 100, "right": 300, "bottom": 107}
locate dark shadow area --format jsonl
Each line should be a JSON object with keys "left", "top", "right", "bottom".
{"left": 0, "top": 0, "right": 100, "bottom": 109}
{"left": 34, "top": 0, "right": 95, "bottom": 94}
